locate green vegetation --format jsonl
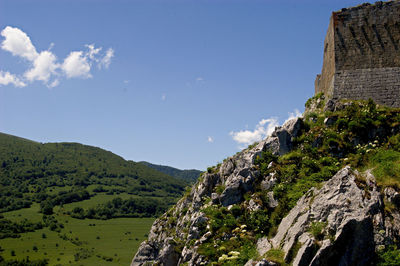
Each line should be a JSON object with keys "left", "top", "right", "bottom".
{"left": 69, "top": 196, "right": 174, "bottom": 219}
{"left": 138, "top": 161, "right": 202, "bottom": 183}
{"left": 305, "top": 92, "right": 324, "bottom": 109}
{"left": 196, "top": 204, "right": 266, "bottom": 264}
{"left": 0, "top": 132, "right": 187, "bottom": 213}
{"left": 0, "top": 133, "right": 190, "bottom": 265}
{"left": 309, "top": 221, "right": 327, "bottom": 241}
{"left": 254, "top": 99, "right": 400, "bottom": 238}
{"left": 370, "top": 149, "right": 400, "bottom": 188}
{"left": 0, "top": 202, "right": 154, "bottom": 265}
{"left": 0, "top": 218, "right": 43, "bottom": 239}
{"left": 264, "top": 249, "right": 286, "bottom": 265}
{"left": 197, "top": 98, "right": 400, "bottom": 264}
{"left": 377, "top": 245, "right": 400, "bottom": 266}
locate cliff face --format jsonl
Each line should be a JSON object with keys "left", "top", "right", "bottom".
{"left": 131, "top": 101, "right": 400, "bottom": 265}
{"left": 131, "top": 118, "right": 305, "bottom": 265}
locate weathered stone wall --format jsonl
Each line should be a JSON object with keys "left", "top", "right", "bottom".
{"left": 333, "top": 1, "right": 400, "bottom": 71}
{"left": 315, "top": 0, "right": 400, "bottom": 107}
{"left": 315, "top": 16, "right": 336, "bottom": 96}
{"left": 331, "top": 67, "right": 400, "bottom": 106}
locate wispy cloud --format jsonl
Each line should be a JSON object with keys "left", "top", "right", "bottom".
{"left": 207, "top": 136, "right": 214, "bottom": 143}
{"left": 0, "top": 71, "right": 26, "bottom": 87}
{"left": 161, "top": 94, "right": 166, "bottom": 101}
{"left": 99, "top": 48, "right": 114, "bottom": 69}
{"left": 0, "top": 26, "right": 114, "bottom": 88}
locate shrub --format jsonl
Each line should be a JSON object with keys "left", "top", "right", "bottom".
{"left": 377, "top": 245, "right": 400, "bottom": 266}
{"left": 309, "top": 221, "right": 327, "bottom": 241}
{"left": 264, "top": 249, "right": 286, "bottom": 265}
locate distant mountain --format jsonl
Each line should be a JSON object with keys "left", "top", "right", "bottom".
{"left": 139, "top": 161, "right": 202, "bottom": 183}
{"left": 0, "top": 132, "right": 187, "bottom": 215}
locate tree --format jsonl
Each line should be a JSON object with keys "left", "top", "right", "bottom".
{"left": 40, "top": 200, "right": 54, "bottom": 215}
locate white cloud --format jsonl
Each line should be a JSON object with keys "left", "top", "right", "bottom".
{"left": 230, "top": 118, "right": 279, "bottom": 146}
{"left": 0, "top": 26, "right": 114, "bottom": 88}
{"left": 61, "top": 51, "right": 91, "bottom": 79}
{"left": 230, "top": 109, "right": 303, "bottom": 147}
{"left": 85, "top": 44, "right": 102, "bottom": 60}
{"left": 0, "top": 71, "right": 26, "bottom": 87}
{"left": 284, "top": 109, "right": 302, "bottom": 124}
{"left": 161, "top": 94, "right": 166, "bottom": 101}
{"left": 48, "top": 79, "right": 59, "bottom": 88}
{"left": 1, "top": 26, "right": 38, "bottom": 61}
{"left": 207, "top": 136, "right": 214, "bottom": 143}
{"left": 196, "top": 77, "right": 204, "bottom": 82}
{"left": 98, "top": 48, "right": 114, "bottom": 69}
{"left": 24, "top": 51, "right": 59, "bottom": 83}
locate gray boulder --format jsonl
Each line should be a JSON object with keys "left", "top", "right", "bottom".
{"left": 258, "top": 167, "right": 383, "bottom": 265}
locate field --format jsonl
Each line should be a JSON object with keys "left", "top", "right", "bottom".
{"left": 0, "top": 198, "right": 155, "bottom": 265}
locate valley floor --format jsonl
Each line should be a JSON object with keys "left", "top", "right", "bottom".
{"left": 0, "top": 200, "right": 154, "bottom": 265}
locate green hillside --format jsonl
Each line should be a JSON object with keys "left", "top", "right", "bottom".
{"left": 0, "top": 132, "right": 188, "bottom": 215}
{"left": 0, "top": 133, "right": 190, "bottom": 265}
{"left": 139, "top": 161, "right": 202, "bottom": 183}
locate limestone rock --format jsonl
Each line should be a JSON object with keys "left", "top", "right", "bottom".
{"left": 261, "top": 167, "right": 383, "bottom": 265}
{"left": 256, "top": 237, "right": 271, "bottom": 256}
{"left": 131, "top": 117, "right": 305, "bottom": 265}
{"left": 258, "top": 117, "right": 303, "bottom": 156}
{"left": 248, "top": 198, "right": 262, "bottom": 212}
{"left": 260, "top": 172, "right": 277, "bottom": 191}
{"left": 266, "top": 191, "right": 278, "bottom": 208}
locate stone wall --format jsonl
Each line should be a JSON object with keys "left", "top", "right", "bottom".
{"left": 331, "top": 67, "right": 400, "bottom": 107}
{"left": 315, "top": 16, "right": 336, "bottom": 96}
{"left": 315, "top": 0, "right": 400, "bottom": 107}
{"left": 333, "top": 1, "right": 400, "bottom": 71}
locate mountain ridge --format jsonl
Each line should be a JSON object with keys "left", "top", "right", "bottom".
{"left": 0, "top": 132, "right": 188, "bottom": 215}
{"left": 138, "top": 161, "right": 202, "bottom": 183}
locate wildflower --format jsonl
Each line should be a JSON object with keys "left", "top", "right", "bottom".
{"left": 218, "top": 254, "right": 229, "bottom": 262}
{"left": 228, "top": 251, "right": 240, "bottom": 256}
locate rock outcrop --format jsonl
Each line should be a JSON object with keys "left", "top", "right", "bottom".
{"left": 131, "top": 2, "right": 400, "bottom": 265}
{"left": 252, "top": 166, "right": 397, "bottom": 265}
{"left": 131, "top": 118, "right": 304, "bottom": 265}
{"left": 132, "top": 113, "right": 400, "bottom": 266}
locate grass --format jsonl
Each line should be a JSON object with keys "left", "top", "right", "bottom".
{"left": 58, "top": 192, "right": 134, "bottom": 212}
{"left": 264, "top": 248, "right": 287, "bottom": 265}
{"left": 0, "top": 200, "right": 154, "bottom": 265}
{"left": 369, "top": 149, "right": 400, "bottom": 188}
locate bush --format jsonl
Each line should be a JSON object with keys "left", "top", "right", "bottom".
{"left": 309, "top": 221, "right": 327, "bottom": 241}
{"left": 377, "top": 245, "right": 400, "bottom": 266}
{"left": 39, "top": 200, "right": 53, "bottom": 215}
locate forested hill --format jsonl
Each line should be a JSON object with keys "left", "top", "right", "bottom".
{"left": 0, "top": 132, "right": 188, "bottom": 214}
{"left": 139, "top": 161, "right": 202, "bottom": 183}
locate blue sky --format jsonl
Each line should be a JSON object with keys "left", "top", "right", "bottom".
{"left": 0, "top": 0, "right": 369, "bottom": 170}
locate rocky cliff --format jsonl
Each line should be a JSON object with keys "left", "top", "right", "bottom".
{"left": 131, "top": 97, "right": 400, "bottom": 265}
{"left": 131, "top": 2, "right": 400, "bottom": 265}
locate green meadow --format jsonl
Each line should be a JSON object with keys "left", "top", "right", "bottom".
{"left": 0, "top": 199, "right": 154, "bottom": 265}
{"left": 0, "top": 133, "right": 199, "bottom": 265}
